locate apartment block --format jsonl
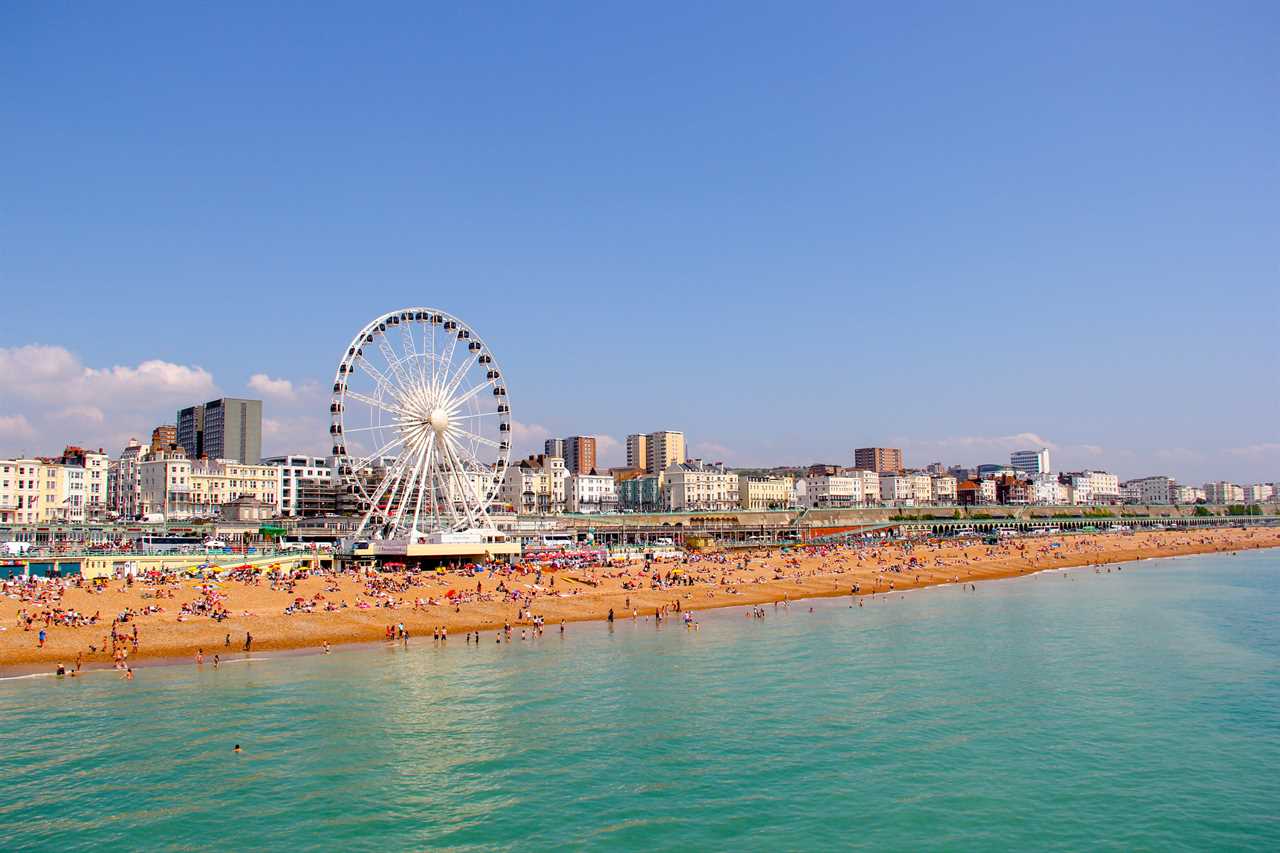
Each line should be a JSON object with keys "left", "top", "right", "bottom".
{"left": 853, "top": 447, "right": 902, "bottom": 474}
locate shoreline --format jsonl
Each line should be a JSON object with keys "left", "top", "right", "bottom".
{"left": 3, "top": 528, "right": 1278, "bottom": 678}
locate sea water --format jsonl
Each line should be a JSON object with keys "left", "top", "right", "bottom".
{"left": 1, "top": 550, "right": 1278, "bottom": 851}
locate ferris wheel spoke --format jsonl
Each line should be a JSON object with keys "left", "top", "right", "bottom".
{"left": 410, "top": 437, "right": 434, "bottom": 537}
{"left": 443, "top": 432, "right": 491, "bottom": 525}
{"left": 435, "top": 326, "right": 462, "bottom": 398}
{"left": 392, "top": 439, "right": 427, "bottom": 533}
{"left": 450, "top": 426, "right": 502, "bottom": 449}
{"left": 343, "top": 389, "right": 406, "bottom": 417}
{"left": 343, "top": 423, "right": 400, "bottom": 434}
{"left": 445, "top": 377, "right": 497, "bottom": 413}
{"left": 350, "top": 432, "right": 407, "bottom": 470}
{"left": 439, "top": 435, "right": 483, "bottom": 527}
{"left": 359, "top": 449, "right": 414, "bottom": 533}
{"left": 451, "top": 410, "right": 498, "bottom": 420}
{"left": 428, "top": 440, "right": 461, "bottom": 528}
{"left": 439, "top": 347, "right": 480, "bottom": 403}
{"left": 355, "top": 358, "right": 406, "bottom": 407}
{"left": 376, "top": 337, "right": 416, "bottom": 394}
{"left": 408, "top": 323, "right": 434, "bottom": 395}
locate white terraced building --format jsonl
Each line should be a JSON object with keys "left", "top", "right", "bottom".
{"left": 566, "top": 471, "right": 617, "bottom": 513}
{"left": 265, "top": 454, "right": 336, "bottom": 517}
{"left": 662, "top": 460, "right": 739, "bottom": 511}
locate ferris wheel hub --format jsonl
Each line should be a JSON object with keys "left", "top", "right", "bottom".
{"left": 427, "top": 407, "right": 450, "bottom": 433}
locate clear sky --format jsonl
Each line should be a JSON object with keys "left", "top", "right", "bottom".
{"left": 2, "top": 2, "right": 1277, "bottom": 482}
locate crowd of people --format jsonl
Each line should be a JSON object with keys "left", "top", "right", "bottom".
{"left": 5, "top": 526, "right": 1276, "bottom": 680}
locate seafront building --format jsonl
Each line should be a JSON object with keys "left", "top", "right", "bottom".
{"left": 0, "top": 446, "right": 109, "bottom": 525}
{"left": 1170, "top": 484, "right": 1202, "bottom": 505}
{"left": 930, "top": 474, "right": 958, "bottom": 504}
{"left": 1121, "top": 476, "right": 1175, "bottom": 505}
{"left": 138, "top": 452, "right": 280, "bottom": 519}
{"left": 853, "top": 447, "right": 903, "bottom": 474}
{"left": 1010, "top": 448, "right": 1051, "bottom": 476}
{"left": 500, "top": 454, "right": 567, "bottom": 514}
{"left": 1065, "top": 471, "right": 1121, "bottom": 505}
{"left": 616, "top": 472, "right": 660, "bottom": 511}
{"left": 662, "top": 460, "right": 739, "bottom": 511}
{"left": 1244, "top": 483, "right": 1275, "bottom": 503}
{"left": 264, "top": 455, "right": 338, "bottom": 517}
{"left": 1204, "top": 481, "right": 1245, "bottom": 504}
{"left": 565, "top": 470, "right": 617, "bottom": 513}
{"left": 738, "top": 475, "right": 794, "bottom": 510}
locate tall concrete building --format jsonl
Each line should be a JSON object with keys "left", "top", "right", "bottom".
{"left": 646, "top": 430, "right": 686, "bottom": 474}
{"left": 563, "top": 436, "right": 597, "bottom": 475}
{"left": 176, "top": 405, "right": 205, "bottom": 459}
{"left": 1010, "top": 448, "right": 1051, "bottom": 476}
{"left": 177, "top": 398, "right": 263, "bottom": 463}
{"left": 544, "top": 436, "right": 598, "bottom": 475}
{"left": 853, "top": 447, "right": 903, "bottom": 474}
{"left": 626, "top": 434, "right": 648, "bottom": 471}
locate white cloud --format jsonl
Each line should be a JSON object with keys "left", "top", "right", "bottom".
{"left": 1226, "top": 443, "right": 1280, "bottom": 457}
{"left": 56, "top": 405, "right": 106, "bottom": 424}
{"left": 262, "top": 416, "right": 330, "bottom": 457}
{"left": 692, "top": 440, "right": 734, "bottom": 461}
{"left": 0, "top": 344, "right": 217, "bottom": 456}
{"left": 248, "top": 373, "right": 297, "bottom": 400}
{"left": 0, "top": 415, "right": 36, "bottom": 442}
{"left": 1154, "top": 447, "right": 1204, "bottom": 462}
{"left": 0, "top": 345, "right": 215, "bottom": 404}
{"left": 510, "top": 420, "right": 551, "bottom": 458}
{"left": 902, "top": 432, "right": 1058, "bottom": 452}
{"left": 595, "top": 434, "right": 624, "bottom": 467}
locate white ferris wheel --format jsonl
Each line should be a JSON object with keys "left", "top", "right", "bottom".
{"left": 330, "top": 308, "right": 512, "bottom": 542}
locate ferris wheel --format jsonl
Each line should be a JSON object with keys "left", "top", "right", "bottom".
{"left": 330, "top": 308, "right": 512, "bottom": 542}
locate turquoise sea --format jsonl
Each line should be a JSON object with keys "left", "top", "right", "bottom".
{"left": 2, "top": 550, "right": 1278, "bottom": 851}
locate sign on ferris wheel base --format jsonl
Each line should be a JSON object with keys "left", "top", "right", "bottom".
{"left": 343, "top": 528, "right": 521, "bottom": 562}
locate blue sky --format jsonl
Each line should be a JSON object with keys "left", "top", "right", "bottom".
{"left": 2, "top": 2, "right": 1277, "bottom": 482}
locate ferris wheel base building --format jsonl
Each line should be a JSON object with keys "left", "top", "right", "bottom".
{"left": 347, "top": 530, "right": 520, "bottom": 564}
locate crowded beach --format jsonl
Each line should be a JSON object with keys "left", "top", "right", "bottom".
{"left": 3, "top": 526, "right": 1278, "bottom": 675}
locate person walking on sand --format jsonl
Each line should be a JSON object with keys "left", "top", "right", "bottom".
{"left": 38, "top": 628, "right": 46, "bottom": 648}
{"left": 243, "top": 632, "right": 252, "bottom": 652}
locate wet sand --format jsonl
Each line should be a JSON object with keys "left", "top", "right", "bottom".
{"left": 3, "top": 527, "right": 1277, "bottom": 674}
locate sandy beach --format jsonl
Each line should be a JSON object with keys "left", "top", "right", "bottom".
{"left": 3, "top": 527, "right": 1277, "bottom": 674}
